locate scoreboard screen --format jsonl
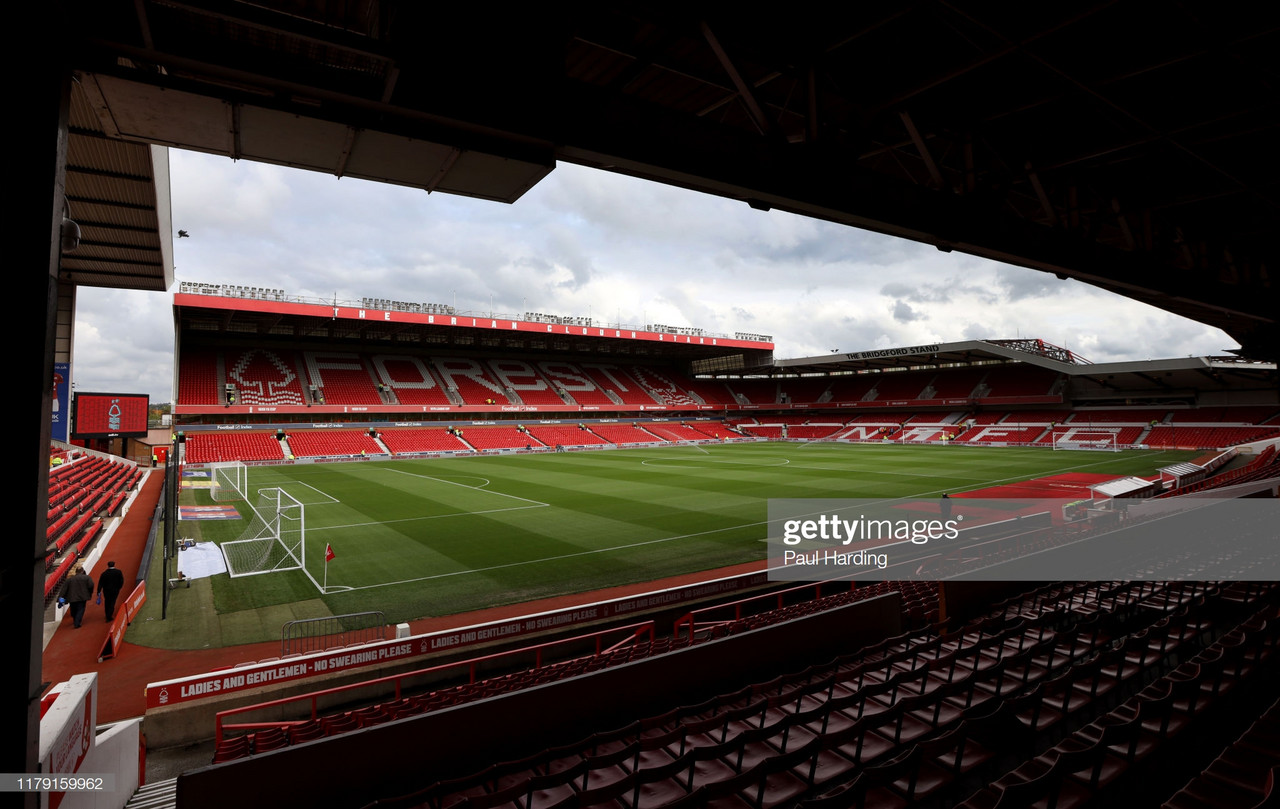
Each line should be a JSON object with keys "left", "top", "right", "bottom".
{"left": 73, "top": 392, "right": 149, "bottom": 439}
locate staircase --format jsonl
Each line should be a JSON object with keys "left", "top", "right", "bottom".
{"left": 125, "top": 778, "right": 177, "bottom": 809}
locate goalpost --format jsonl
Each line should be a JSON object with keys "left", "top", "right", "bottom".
{"left": 221, "top": 487, "right": 306, "bottom": 577}
{"left": 1051, "top": 428, "right": 1121, "bottom": 452}
{"left": 209, "top": 460, "right": 248, "bottom": 502}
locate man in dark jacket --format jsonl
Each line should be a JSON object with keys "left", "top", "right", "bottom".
{"left": 61, "top": 564, "right": 94, "bottom": 628}
{"left": 97, "top": 560, "right": 126, "bottom": 621}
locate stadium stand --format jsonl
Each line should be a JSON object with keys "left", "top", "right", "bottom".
{"left": 727, "top": 379, "right": 780, "bottom": 405}
{"left": 1145, "top": 426, "right": 1280, "bottom": 450}
{"left": 488, "top": 359, "right": 569, "bottom": 406}
{"left": 1166, "top": 406, "right": 1280, "bottom": 424}
{"left": 178, "top": 348, "right": 222, "bottom": 405}
{"left": 537, "top": 362, "right": 618, "bottom": 406}
{"left": 526, "top": 425, "right": 612, "bottom": 448}
{"left": 629, "top": 366, "right": 701, "bottom": 407}
{"left": 689, "top": 423, "right": 737, "bottom": 440}
{"left": 154, "top": 296, "right": 1280, "bottom": 809}
{"left": 824, "top": 375, "right": 880, "bottom": 403}
{"left": 668, "top": 373, "right": 737, "bottom": 407}
{"left": 224, "top": 348, "right": 307, "bottom": 405}
{"left": 979, "top": 366, "right": 1061, "bottom": 397}
{"left": 182, "top": 580, "right": 1280, "bottom": 809}
{"left": 432, "top": 357, "right": 513, "bottom": 405}
{"left": 591, "top": 423, "right": 664, "bottom": 444}
{"left": 1035, "top": 426, "right": 1145, "bottom": 447}
{"left": 184, "top": 432, "right": 285, "bottom": 464}
{"left": 285, "top": 429, "right": 386, "bottom": 458}
{"left": 460, "top": 426, "right": 542, "bottom": 451}
{"left": 991, "top": 410, "right": 1072, "bottom": 424}
{"left": 780, "top": 377, "right": 836, "bottom": 405}
{"left": 868, "top": 373, "right": 930, "bottom": 402}
{"left": 378, "top": 428, "right": 470, "bottom": 455}
{"left": 1067, "top": 409, "right": 1170, "bottom": 424}
{"left": 370, "top": 357, "right": 454, "bottom": 406}
{"left": 644, "top": 423, "right": 718, "bottom": 443}
{"left": 926, "top": 368, "right": 985, "bottom": 399}
{"left": 574, "top": 364, "right": 658, "bottom": 406}
{"left": 954, "top": 425, "right": 1049, "bottom": 444}
{"left": 302, "top": 352, "right": 384, "bottom": 405}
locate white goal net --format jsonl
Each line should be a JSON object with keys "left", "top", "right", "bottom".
{"left": 210, "top": 461, "right": 248, "bottom": 502}
{"left": 221, "top": 487, "right": 306, "bottom": 577}
{"left": 1051, "top": 428, "right": 1121, "bottom": 452}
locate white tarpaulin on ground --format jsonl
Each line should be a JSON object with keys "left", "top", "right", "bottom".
{"left": 177, "top": 541, "right": 228, "bottom": 579}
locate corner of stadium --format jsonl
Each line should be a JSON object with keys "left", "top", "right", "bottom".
{"left": 29, "top": 6, "right": 1280, "bottom": 809}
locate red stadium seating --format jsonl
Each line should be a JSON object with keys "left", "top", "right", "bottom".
{"left": 727, "top": 379, "right": 780, "bottom": 405}
{"left": 927, "top": 369, "right": 985, "bottom": 399}
{"left": 285, "top": 430, "right": 385, "bottom": 458}
{"left": 487, "top": 359, "right": 568, "bottom": 406}
{"left": 578, "top": 364, "right": 661, "bottom": 406}
{"left": 378, "top": 428, "right": 469, "bottom": 454}
{"left": 1145, "top": 426, "right": 1280, "bottom": 449}
{"left": 185, "top": 432, "right": 285, "bottom": 464}
{"left": 178, "top": 348, "right": 222, "bottom": 405}
{"left": 591, "top": 424, "right": 664, "bottom": 444}
{"left": 526, "top": 425, "right": 611, "bottom": 447}
{"left": 302, "top": 352, "right": 383, "bottom": 405}
{"left": 461, "top": 427, "right": 542, "bottom": 450}
{"left": 370, "top": 356, "right": 453, "bottom": 406}
{"left": 536, "top": 361, "right": 617, "bottom": 406}
{"left": 432, "top": 357, "right": 513, "bottom": 405}
{"left": 224, "top": 348, "right": 307, "bottom": 406}
{"left": 781, "top": 377, "right": 836, "bottom": 405}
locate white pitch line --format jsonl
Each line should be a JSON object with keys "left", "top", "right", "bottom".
{"left": 326, "top": 519, "right": 767, "bottom": 592}
{"left": 292, "top": 480, "right": 340, "bottom": 505}
{"left": 640, "top": 457, "right": 791, "bottom": 469}
{"left": 321, "top": 447, "right": 1181, "bottom": 589}
{"left": 375, "top": 466, "right": 549, "bottom": 506}
{"left": 308, "top": 503, "right": 548, "bottom": 533}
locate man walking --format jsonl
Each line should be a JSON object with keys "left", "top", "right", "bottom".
{"left": 61, "top": 564, "right": 94, "bottom": 629}
{"left": 97, "top": 560, "right": 126, "bottom": 621}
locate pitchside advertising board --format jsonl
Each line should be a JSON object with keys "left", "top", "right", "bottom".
{"left": 146, "top": 572, "right": 767, "bottom": 708}
{"left": 72, "top": 392, "right": 149, "bottom": 439}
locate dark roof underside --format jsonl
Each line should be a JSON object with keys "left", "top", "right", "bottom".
{"left": 57, "top": 1, "right": 1279, "bottom": 357}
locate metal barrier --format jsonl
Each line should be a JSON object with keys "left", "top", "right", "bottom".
{"left": 673, "top": 581, "right": 852, "bottom": 641}
{"left": 218, "top": 620, "right": 655, "bottom": 743}
{"left": 281, "top": 611, "right": 387, "bottom": 657}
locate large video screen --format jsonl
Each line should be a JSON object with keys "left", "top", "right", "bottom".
{"left": 73, "top": 392, "right": 149, "bottom": 439}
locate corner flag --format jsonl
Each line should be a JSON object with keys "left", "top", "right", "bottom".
{"left": 325, "top": 544, "right": 335, "bottom": 562}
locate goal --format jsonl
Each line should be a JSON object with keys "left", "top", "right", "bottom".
{"left": 1050, "top": 428, "right": 1121, "bottom": 452}
{"left": 221, "top": 487, "right": 306, "bottom": 577}
{"left": 210, "top": 460, "right": 248, "bottom": 502}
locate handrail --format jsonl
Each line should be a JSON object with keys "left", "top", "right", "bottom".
{"left": 673, "top": 582, "right": 851, "bottom": 642}
{"left": 215, "top": 620, "right": 655, "bottom": 743}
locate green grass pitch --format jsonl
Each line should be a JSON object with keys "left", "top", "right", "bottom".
{"left": 130, "top": 442, "right": 1200, "bottom": 649}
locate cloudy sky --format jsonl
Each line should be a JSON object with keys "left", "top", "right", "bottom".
{"left": 74, "top": 149, "right": 1237, "bottom": 403}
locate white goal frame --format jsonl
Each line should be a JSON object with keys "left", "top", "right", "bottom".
{"left": 221, "top": 487, "right": 306, "bottom": 577}
{"left": 210, "top": 460, "right": 248, "bottom": 502}
{"left": 1050, "top": 428, "right": 1121, "bottom": 452}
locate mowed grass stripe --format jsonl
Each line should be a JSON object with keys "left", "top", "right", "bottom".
{"left": 142, "top": 442, "right": 1199, "bottom": 648}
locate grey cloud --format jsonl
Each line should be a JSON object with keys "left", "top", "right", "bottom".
{"left": 892, "top": 300, "right": 922, "bottom": 323}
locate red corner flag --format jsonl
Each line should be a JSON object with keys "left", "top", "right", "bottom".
{"left": 325, "top": 544, "right": 335, "bottom": 562}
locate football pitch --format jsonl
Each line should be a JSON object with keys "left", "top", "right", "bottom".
{"left": 133, "top": 442, "right": 1200, "bottom": 649}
